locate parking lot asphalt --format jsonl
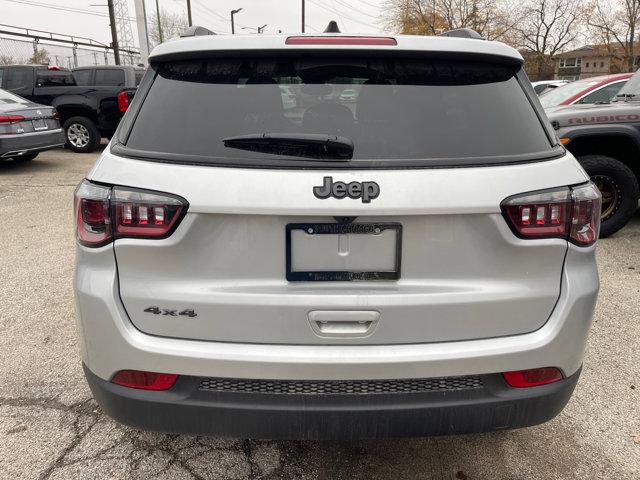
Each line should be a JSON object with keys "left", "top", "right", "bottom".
{"left": 0, "top": 147, "right": 639, "bottom": 480}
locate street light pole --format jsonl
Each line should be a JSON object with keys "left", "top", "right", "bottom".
{"left": 230, "top": 8, "right": 243, "bottom": 34}
{"left": 301, "top": 0, "right": 305, "bottom": 33}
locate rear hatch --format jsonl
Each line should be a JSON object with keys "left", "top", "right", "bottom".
{"left": 100, "top": 46, "right": 586, "bottom": 345}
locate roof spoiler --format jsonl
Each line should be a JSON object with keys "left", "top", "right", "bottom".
{"left": 180, "top": 26, "right": 216, "bottom": 38}
{"left": 438, "top": 28, "right": 484, "bottom": 40}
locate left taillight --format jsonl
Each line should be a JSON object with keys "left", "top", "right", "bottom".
{"left": 75, "top": 181, "right": 111, "bottom": 247}
{"left": 117, "top": 91, "right": 129, "bottom": 112}
{"left": 74, "top": 180, "right": 188, "bottom": 247}
{"left": 0, "top": 114, "right": 25, "bottom": 124}
{"left": 501, "top": 182, "right": 601, "bottom": 247}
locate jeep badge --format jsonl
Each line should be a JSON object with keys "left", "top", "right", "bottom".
{"left": 313, "top": 176, "right": 380, "bottom": 203}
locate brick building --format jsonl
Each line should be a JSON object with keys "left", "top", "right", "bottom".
{"left": 553, "top": 44, "right": 640, "bottom": 80}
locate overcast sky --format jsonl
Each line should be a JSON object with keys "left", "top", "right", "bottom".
{"left": 1, "top": 0, "right": 386, "bottom": 49}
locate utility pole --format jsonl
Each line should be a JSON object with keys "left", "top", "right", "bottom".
{"left": 301, "top": 0, "right": 305, "bottom": 32}
{"left": 186, "top": 0, "right": 192, "bottom": 26}
{"left": 107, "top": 0, "right": 121, "bottom": 65}
{"left": 155, "top": 0, "right": 164, "bottom": 42}
{"left": 230, "top": 8, "right": 242, "bottom": 34}
{"left": 133, "top": 0, "right": 150, "bottom": 63}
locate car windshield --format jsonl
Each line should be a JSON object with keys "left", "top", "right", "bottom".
{"left": 0, "top": 88, "right": 30, "bottom": 105}
{"left": 124, "top": 56, "right": 554, "bottom": 166}
{"left": 615, "top": 69, "right": 640, "bottom": 97}
{"left": 539, "top": 80, "right": 600, "bottom": 108}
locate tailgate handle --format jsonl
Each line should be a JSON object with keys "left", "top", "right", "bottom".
{"left": 308, "top": 311, "right": 379, "bottom": 338}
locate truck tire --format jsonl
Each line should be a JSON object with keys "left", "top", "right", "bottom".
{"left": 64, "top": 116, "right": 101, "bottom": 153}
{"left": 578, "top": 155, "right": 639, "bottom": 238}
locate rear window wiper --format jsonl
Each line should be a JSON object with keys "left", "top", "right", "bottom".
{"left": 222, "top": 133, "right": 354, "bottom": 160}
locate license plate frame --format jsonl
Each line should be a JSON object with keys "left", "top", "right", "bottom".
{"left": 32, "top": 118, "right": 48, "bottom": 131}
{"left": 286, "top": 222, "right": 402, "bottom": 281}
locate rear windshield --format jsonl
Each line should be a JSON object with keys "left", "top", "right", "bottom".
{"left": 123, "top": 56, "right": 554, "bottom": 167}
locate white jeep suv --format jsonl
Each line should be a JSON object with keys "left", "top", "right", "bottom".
{"left": 74, "top": 30, "right": 600, "bottom": 439}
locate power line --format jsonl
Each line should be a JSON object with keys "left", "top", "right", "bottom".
{"left": 309, "top": 0, "right": 378, "bottom": 28}
{"left": 307, "top": 0, "right": 378, "bottom": 29}
{"left": 2, "top": 0, "right": 135, "bottom": 21}
{"left": 332, "top": 0, "right": 379, "bottom": 19}
{"left": 352, "top": 0, "right": 382, "bottom": 9}
{"left": 191, "top": 10, "right": 231, "bottom": 33}
{"left": 192, "top": 0, "right": 245, "bottom": 32}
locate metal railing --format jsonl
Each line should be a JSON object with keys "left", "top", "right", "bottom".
{"left": 0, "top": 24, "right": 141, "bottom": 67}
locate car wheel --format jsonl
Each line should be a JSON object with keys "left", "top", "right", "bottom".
{"left": 579, "top": 155, "right": 640, "bottom": 238}
{"left": 64, "top": 116, "right": 101, "bottom": 153}
{"left": 5, "top": 152, "right": 38, "bottom": 162}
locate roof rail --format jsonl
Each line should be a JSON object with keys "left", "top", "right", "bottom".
{"left": 438, "top": 28, "right": 484, "bottom": 40}
{"left": 180, "top": 26, "right": 216, "bottom": 38}
{"left": 324, "top": 21, "right": 341, "bottom": 33}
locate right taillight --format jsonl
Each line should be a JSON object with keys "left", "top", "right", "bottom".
{"left": 501, "top": 182, "right": 601, "bottom": 246}
{"left": 74, "top": 180, "right": 188, "bottom": 247}
{"left": 117, "top": 91, "right": 129, "bottom": 112}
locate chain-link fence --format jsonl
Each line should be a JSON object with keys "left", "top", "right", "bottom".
{"left": 0, "top": 35, "right": 141, "bottom": 67}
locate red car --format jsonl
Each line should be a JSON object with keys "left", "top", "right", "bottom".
{"left": 540, "top": 73, "right": 633, "bottom": 109}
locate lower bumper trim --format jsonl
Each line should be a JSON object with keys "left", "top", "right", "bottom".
{"left": 85, "top": 364, "right": 580, "bottom": 440}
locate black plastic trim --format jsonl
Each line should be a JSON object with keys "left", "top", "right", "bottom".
{"left": 84, "top": 364, "right": 581, "bottom": 440}
{"left": 109, "top": 142, "right": 566, "bottom": 171}
{"left": 285, "top": 222, "right": 402, "bottom": 281}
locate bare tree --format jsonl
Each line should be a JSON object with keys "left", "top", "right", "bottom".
{"left": 588, "top": 0, "right": 640, "bottom": 72}
{"left": 149, "top": 8, "right": 188, "bottom": 47}
{"left": 0, "top": 55, "right": 18, "bottom": 65}
{"left": 28, "top": 48, "right": 50, "bottom": 65}
{"left": 383, "top": 0, "right": 518, "bottom": 41}
{"left": 515, "top": 0, "right": 587, "bottom": 78}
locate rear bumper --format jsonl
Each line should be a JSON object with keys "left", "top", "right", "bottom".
{"left": 84, "top": 363, "right": 580, "bottom": 440}
{"left": 0, "top": 129, "right": 65, "bottom": 157}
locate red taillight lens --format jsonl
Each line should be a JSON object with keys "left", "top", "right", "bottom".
{"left": 502, "top": 367, "right": 563, "bottom": 388}
{"left": 52, "top": 109, "right": 59, "bottom": 119}
{"left": 286, "top": 36, "right": 397, "bottom": 46}
{"left": 569, "top": 183, "right": 602, "bottom": 246}
{"left": 74, "top": 181, "right": 111, "bottom": 247}
{"left": 0, "top": 114, "right": 25, "bottom": 124}
{"left": 112, "top": 188, "right": 185, "bottom": 239}
{"left": 111, "top": 370, "right": 178, "bottom": 390}
{"left": 74, "top": 180, "right": 187, "bottom": 247}
{"left": 501, "top": 182, "right": 601, "bottom": 246}
{"left": 117, "top": 90, "right": 129, "bottom": 112}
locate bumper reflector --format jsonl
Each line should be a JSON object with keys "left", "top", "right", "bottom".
{"left": 502, "top": 367, "right": 563, "bottom": 388}
{"left": 111, "top": 370, "right": 178, "bottom": 390}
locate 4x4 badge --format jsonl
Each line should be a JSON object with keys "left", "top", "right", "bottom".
{"left": 313, "top": 176, "right": 380, "bottom": 203}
